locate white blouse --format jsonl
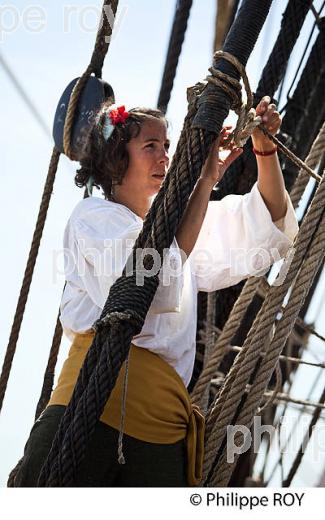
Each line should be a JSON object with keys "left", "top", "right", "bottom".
{"left": 59, "top": 182, "right": 299, "bottom": 387}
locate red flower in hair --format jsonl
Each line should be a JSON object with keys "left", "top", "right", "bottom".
{"left": 109, "top": 105, "right": 129, "bottom": 125}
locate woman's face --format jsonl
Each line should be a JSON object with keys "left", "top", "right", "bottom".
{"left": 123, "top": 117, "right": 170, "bottom": 197}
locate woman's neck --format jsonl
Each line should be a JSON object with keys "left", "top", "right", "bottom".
{"left": 110, "top": 188, "right": 151, "bottom": 220}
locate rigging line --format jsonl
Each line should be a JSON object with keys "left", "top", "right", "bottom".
{"left": 296, "top": 316, "right": 325, "bottom": 343}
{"left": 310, "top": 1, "right": 323, "bottom": 25}
{"left": 260, "top": 334, "right": 309, "bottom": 483}
{"left": 0, "top": 51, "right": 51, "bottom": 138}
{"left": 0, "top": 50, "right": 76, "bottom": 178}
{"left": 279, "top": 0, "right": 325, "bottom": 114}
{"left": 226, "top": 345, "right": 325, "bottom": 369}
{"left": 259, "top": 341, "right": 295, "bottom": 482}
{"left": 262, "top": 391, "right": 325, "bottom": 410}
{"left": 277, "top": 70, "right": 288, "bottom": 109}
{"left": 264, "top": 366, "right": 324, "bottom": 485}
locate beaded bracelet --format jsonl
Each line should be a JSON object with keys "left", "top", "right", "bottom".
{"left": 253, "top": 145, "right": 278, "bottom": 156}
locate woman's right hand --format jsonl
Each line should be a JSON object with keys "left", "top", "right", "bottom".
{"left": 199, "top": 126, "right": 243, "bottom": 186}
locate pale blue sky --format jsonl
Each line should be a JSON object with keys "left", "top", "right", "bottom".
{"left": 0, "top": 0, "right": 324, "bottom": 488}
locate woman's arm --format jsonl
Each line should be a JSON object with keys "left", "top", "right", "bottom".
{"left": 175, "top": 129, "right": 243, "bottom": 258}
{"left": 252, "top": 96, "right": 287, "bottom": 222}
{"left": 175, "top": 177, "right": 216, "bottom": 258}
{"left": 175, "top": 96, "right": 289, "bottom": 258}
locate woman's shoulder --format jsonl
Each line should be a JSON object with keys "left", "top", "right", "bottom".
{"left": 69, "top": 196, "right": 142, "bottom": 227}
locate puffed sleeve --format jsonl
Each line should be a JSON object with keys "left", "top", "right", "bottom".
{"left": 189, "top": 182, "right": 299, "bottom": 292}
{"left": 73, "top": 203, "right": 184, "bottom": 313}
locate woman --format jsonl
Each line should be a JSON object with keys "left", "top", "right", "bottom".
{"left": 14, "top": 97, "right": 298, "bottom": 487}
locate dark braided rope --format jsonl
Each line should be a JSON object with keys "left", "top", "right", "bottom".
{"left": 292, "top": 66, "right": 325, "bottom": 162}
{"left": 216, "top": 17, "right": 325, "bottom": 327}
{"left": 0, "top": 147, "right": 60, "bottom": 414}
{"left": 215, "top": 1, "right": 313, "bottom": 201}
{"left": 281, "top": 18, "right": 325, "bottom": 142}
{"left": 194, "top": 4, "right": 322, "bottom": 388}
{"left": 157, "top": 0, "right": 193, "bottom": 113}
{"left": 37, "top": 0, "right": 273, "bottom": 486}
{"left": 256, "top": 0, "right": 312, "bottom": 100}
{"left": 190, "top": 6, "right": 323, "bottom": 435}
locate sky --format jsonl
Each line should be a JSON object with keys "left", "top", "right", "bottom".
{"left": 0, "top": 0, "right": 324, "bottom": 489}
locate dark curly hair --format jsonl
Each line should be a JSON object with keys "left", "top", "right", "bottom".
{"left": 75, "top": 100, "right": 167, "bottom": 200}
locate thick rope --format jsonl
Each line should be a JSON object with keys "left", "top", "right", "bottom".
{"left": 256, "top": 0, "right": 313, "bottom": 100}
{"left": 157, "top": 0, "right": 193, "bottom": 113}
{"left": 196, "top": 6, "right": 324, "bottom": 421}
{"left": 281, "top": 18, "right": 325, "bottom": 143}
{"left": 191, "top": 277, "right": 262, "bottom": 408}
{"left": 201, "top": 130, "right": 325, "bottom": 484}
{"left": 205, "top": 167, "right": 325, "bottom": 485}
{"left": 0, "top": 147, "right": 60, "bottom": 414}
{"left": 215, "top": 0, "right": 313, "bottom": 201}
{"left": 210, "top": 202, "right": 325, "bottom": 486}
{"left": 200, "top": 291, "right": 217, "bottom": 413}
{"left": 36, "top": 0, "right": 274, "bottom": 486}
{"left": 191, "top": 122, "right": 325, "bottom": 412}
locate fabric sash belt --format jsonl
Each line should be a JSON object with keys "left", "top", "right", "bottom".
{"left": 48, "top": 331, "right": 205, "bottom": 486}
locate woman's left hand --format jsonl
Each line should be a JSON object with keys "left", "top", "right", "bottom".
{"left": 251, "top": 96, "right": 282, "bottom": 150}
{"left": 199, "top": 126, "right": 243, "bottom": 186}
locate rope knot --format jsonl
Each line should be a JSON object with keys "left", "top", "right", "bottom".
{"left": 204, "top": 50, "right": 261, "bottom": 147}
